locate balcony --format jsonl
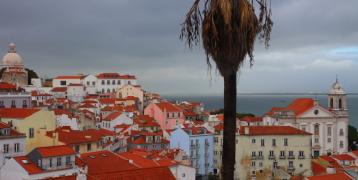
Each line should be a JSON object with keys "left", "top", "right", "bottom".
{"left": 287, "top": 166, "right": 295, "bottom": 172}
{"left": 279, "top": 155, "right": 286, "bottom": 159}
{"left": 268, "top": 155, "right": 275, "bottom": 160}
{"left": 288, "top": 155, "right": 295, "bottom": 159}
{"left": 251, "top": 155, "right": 257, "bottom": 160}
{"left": 257, "top": 155, "right": 264, "bottom": 160}
{"left": 298, "top": 155, "right": 305, "bottom": 159}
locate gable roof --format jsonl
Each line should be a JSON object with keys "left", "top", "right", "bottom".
{"left": 35, "top": 145, "right": 75, "bottom": 158}
{"left": 307, "top": 172, "right": 353, "bottom": 180}
{"left": 14, "top": 156, "right": 43, "bottom": 174}
{"left": 265, "top": 98, "right": 316, "bottom": 117}
{"left": 0, "top": 108, "right": 40, "bottom": 119}
{"left": 238, "top": 126, "right": 312, "bottom": 136}
{"left": 156, "top": 102, "right": 182, "bottom": 112}
{"left": 54, "top": 75, "right": 83, "bottom": 79}
{"left": 103, "top": 111, "right": 123, "bottom": 121}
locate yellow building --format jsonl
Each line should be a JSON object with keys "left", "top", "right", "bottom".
{"left": 116, "top": 84, "right": 144, "bottom": 111}
{"left": 46, "top": 126, "right": 119, "bottom": 154}
{"left": 0, "top": 108, "right": 56, "bottom": 153}
{"left": 236, "top": 126, "right": 312, "bottom": 180}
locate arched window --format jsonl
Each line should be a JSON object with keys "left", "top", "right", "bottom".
{"left": 339, "top": 99, "right": 342, "bottom": 109}
{"left": 330, "top": 98, "right": 334, "bottom": 108}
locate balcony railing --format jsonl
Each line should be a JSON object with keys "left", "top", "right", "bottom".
{"left": 288, "top": 155, "right": 295, "bottom": 159}
{"left": 287, "top": 166, "right": 295, "bottom": 172}
{"left": 279, "top": 155, "right": 286, "bottom": 159}
{"left": 298, "top": 155, "right": 305, "bottom": 159}
{"left": 257, "top": 155, "right": 264, "bottom": 160}
{"left": 268, "top": 155, "right": 275, "bottom": 160}
{"left": 251, "top": 155, "right": 257, "bottom": 160}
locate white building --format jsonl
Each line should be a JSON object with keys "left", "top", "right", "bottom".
{"left": 263, "top": 80, "right": 349, "bottom": 157}
{"left": 66, "top": 83, "right": 86, "bottom": 102}
{"left": 53, "top": 109, "right": 79, "bottom": 130}
{"left": 95, "top": 73, "right": 137, "bottom": 94}
{"left": 236, "top": 126, "right": 312, "bottom": 179}
{"left": 0, "top": 122, "right": 26, "bottom": 168}
{"left": 101, "top": 111, "right": 133, "bottom": 131}
{"left": 52, "top": 75, "right": 83, "bottom": 87}
{"left": 0, "top": 145, "right": 85, "bottom": 180}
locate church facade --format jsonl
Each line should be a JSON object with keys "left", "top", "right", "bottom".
{"left": 263, "top": 80, "right": 349, "bottom": 157}
{"left": 1, "top": 43, "right": 28, "bottom": 87}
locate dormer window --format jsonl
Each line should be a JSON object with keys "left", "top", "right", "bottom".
{"left": 57, "top": 157, "right": 62, "bottom": 166}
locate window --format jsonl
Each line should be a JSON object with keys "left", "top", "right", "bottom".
{"left": 14, "top": 143, "right": 20, "bottom": 152}
{"left": 258, "top": 151, "right": 263, "bottom": 157}
{"left": 87, "top": 143, "right": 92, "bottom": 151}
{"left": 284, "top": 138, "right": 288, "bottom": 146}
{"left": 60, "top": 81, "right": 66, "bottom": 86}
{"left": 330, "top": 98, "right": 333, "bottom": 108}
{"left": 11, "top": 100, "right": 16, "bottom": 108}
{"left": 29, "top": 128, "right": 34, "bottom": 138}
{"left": 314, "top": 138, "right": 319, "bottom": 143}
{"left": 261, "top": 139, "right": 265, "bottom": 147}
{"left": 128, "top": 81, "right": 131, "bottom": 85}
{"left": 101, "top": 89, "right": 105, "bottom": 93}
{"left": 214, "top": 137, "right": 218, "bottom": 143}
{"left": 107, "top": 89, "right": 110, "bottom": 93}
{"left": 280, "top": 151, "right": 285, "bottom": 157}
{"left": 272, "top": 139, "right": 276, "bottom": 146}
{"left": 288, "top": 151, "right": 294, "bottom": 156}
{"left": 49, "top": 158, "right": 53, "bottom": 167}
{"left": 57, "top": 157, "right": 62, "bottom": 166}
{"left": 339, "top": 99, "right": 342, "bottom": 109}
{"left": 289, "top": 161, "right": 293, "bottom": 167}
{"left": 3, "top": 144, "right": 9, "bottom": 153}
{"left": 22, "top": 100, "right": 27, "bottom": 108}
{"left": 301, "top": 126, "right": 306, "bottom": 132}
{"left": 327, "top": 138, "right": 331, "bottom": 143}
{"left": 117, "top": 80, "right": 121, "bottom": 85}
{"left": 327, "top": 126, "right": 332, "bottom": 136}
{"left": 252, "top": 138, "right": 256, "bottom": 144}
{"left": 269, "top": 150, "right": 274, "bottom": 156}
{"left": 66, "top": 156, "right": 71, "bottom": 165}
{"left": 259, "top": 162, "right": 263, "bottom": 167}
{"left": 340, "top": 129, "right": 344, "bottom": 136}
{"left": 251, "top": 161, "right": 256, "bottom": 167}
{"left": 314, "top": 124, "right": 319, "bottom": 135}
{"left": 87, "top": 81, "right": 90, "bottom": 86}
{"left": 112, "top": 80, "right": 115, "bottom": 85}
{"left": 92, "top": 81, "right": 95, "bottom": 86}
{"left": 252, "top": 151, "right": 256, "bottom": 157}
{"left": 101, "top": 80, "right": 105, "bottom": 85}
{"left": 299, "top": 151, "right": 304, "bottom": 157}
{"left": 340, "top": 141, "right": 344, "bottom": 148}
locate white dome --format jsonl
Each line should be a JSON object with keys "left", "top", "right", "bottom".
{"left": 2, "top": 43, "right": 23, "bottom": 66}
{"left": 329, "top": 79, "right": 346, "bottom": 95}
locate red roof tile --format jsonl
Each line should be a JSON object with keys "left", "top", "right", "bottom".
{"left": 103, "top": 111, "right": 122, "bottom": 121}
{"left": 47, "top": 128, "right": 115, "bottom": 145}
{"left": 332, "top": 154, "right": 355, "bottom": 161}
{"left": 35, "top": 145, "right": 75, "bottom": 158}
{"left": 156, "top": 102, "right": 182, "bottom": 112}
{"left": 0, "top": 82, "right": 17, "bottom": 90}
{"left": 266, "top": 98, "right": 315, "bottom": 116}
{"left": 238, "top": 126, "right": 312, "bottom": 136}
{"left": 0, "top": 108, "right": 40, "bottom": 119}
{"left": 307, "top": 172, "right": 353, "bottom": 180}
{"left": 54, "top": 75, "right": 83, "bottom": 79}
{"left": 51, "top": 87, "right": 67, "bottom": 92}
{"left": 14, "top": 156, "right": 43, "bottom": 174}
{"left": 311, "top": 161, "right": 326, "bottom": 175}
{"left": 240, "top": 116, "right": 263, "bottom": 122}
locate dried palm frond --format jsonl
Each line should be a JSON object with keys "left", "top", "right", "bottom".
{"left": 180, "top": 0, "right": 273, "bottom": 77}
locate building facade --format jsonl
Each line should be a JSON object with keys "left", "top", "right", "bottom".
{"left": 263, "top": 80, "right": 349, "bottom": 157}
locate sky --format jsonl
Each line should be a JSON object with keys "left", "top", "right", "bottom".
{"left": 0, "top": 0, "right": 357, "bottom": 95}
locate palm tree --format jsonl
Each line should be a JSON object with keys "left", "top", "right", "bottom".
{"left": 180, "top": 0, "right": 273, "bottom": 179}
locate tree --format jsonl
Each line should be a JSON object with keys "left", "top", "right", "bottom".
{"left": 180, "top": 0, "right": 273, "bottom": 179}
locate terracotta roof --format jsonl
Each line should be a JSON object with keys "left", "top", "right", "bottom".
{"left": 183, "top": 126, "right": 211, "bottom": 135}
{"left": 311, "top": 161, "right": 326, "bottom": 175}
{"left": 266, "top": 98, "right": 315, "bottom": 117}
{"left": 96, "top": 73, "right": 121, "bottom": 79}
{"left": 35, "top": 145, "right": 75, "bottom": 158}
{"left": 14, "top": 156, "right": 43, "bottom": 174}
{"left": 0, "top": 108, "right": 40, "bottom": 119}
{"left": 98, "top": 98, "right": 116, "bottom": 104}
{"left": 103, "top": 111, "right": 122, "bottom": 121}
{"left": 0, "top": 82, "right": 17, "bottom": 90}
{"left": 51, "top": 87, "right": 67, "bottom": 92}
{"left": 214, "top": 123, "right": 224, "bottom": 132}
{"left": 156, "top": 102, "right": 182, "bottom": 112}
{"left": 78, "top": 103, "right": 97, "bottom": 109}
{"left": 240, "top": 116, "right": 263, "bottom": 123}
{"left": 53, "top": 109, "right": 72, "bottom": 116}
{"left": 238, "top": 126, "right": 312, "bottom": 136}
{"left": 307, "top": 172, "right": 353, "bottom": 180}
{"left": 54, "top": 75, "right": 83, "bottom": 79}
{"left": 47, "top": 128, "right": 115, "bottom": 145}
{"left": 43, "top": 175, "right": 77, "bottom": 180}
{"left": 0, "top": 122, "right": 11, "bottom": 129}
{"left": 0, "top": 122, "right": 25, "bottom": 137}
{"left": 351, "top": 150, "right": 358, "bottom": 156}
{"left": 68, "top": 83, "right": 83, "bottom": 87}
{"left": 332, "top": 154, "right": 355, "bottom": 161}
{"left": 134, "top": 115, "right": 160, "bottom": 128}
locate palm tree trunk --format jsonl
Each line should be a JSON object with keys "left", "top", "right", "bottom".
{"left": 222, "top": 72, "right": 237, "bottom": 180}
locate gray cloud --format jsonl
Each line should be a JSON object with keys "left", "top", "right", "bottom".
{"left": 0, "top": 0, "right": 357, "bottom": 95}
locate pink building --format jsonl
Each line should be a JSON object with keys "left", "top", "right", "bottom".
{"left": 144, "top": 102, "right": 185, "bottom": 130}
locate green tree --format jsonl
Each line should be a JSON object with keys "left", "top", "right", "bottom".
{"left": 180, "top": 0, "right": 273, "bottom": 179}
{"left": 348, "top": 125, "right": 358, "bottom": 151}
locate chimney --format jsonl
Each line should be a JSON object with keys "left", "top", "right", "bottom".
{"left": 129, "top": 159, "right": 134, "bottom": 164}
{"left": 244, "top": 127, "right": 249, "bottom": 135}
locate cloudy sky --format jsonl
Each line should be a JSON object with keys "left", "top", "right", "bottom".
{"left": 0, "top": 0, "right": 357, "bottom": 95}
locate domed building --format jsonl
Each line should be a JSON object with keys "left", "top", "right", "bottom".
{"left": 1, "top": 43, "right": 28, "bottom": 87}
